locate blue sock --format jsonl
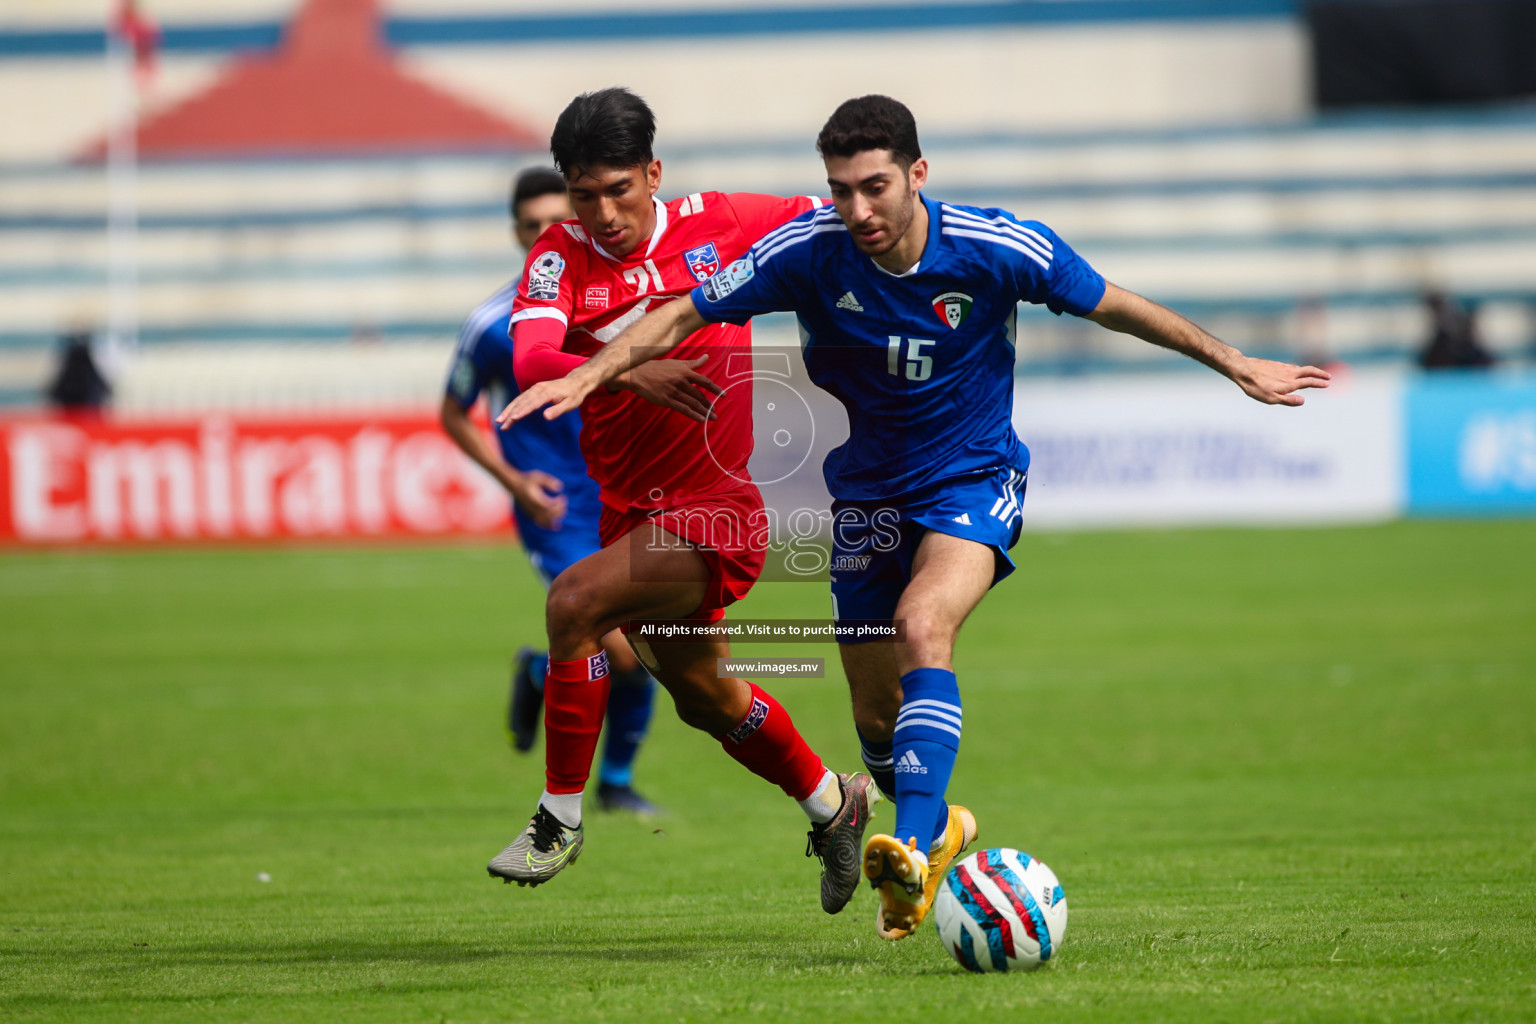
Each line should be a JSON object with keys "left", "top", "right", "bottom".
{"left": 861, "top": 728, "right": 947, "bottom": 847}
{"left": 530, "top": 653, "right": 548, "bottom": 692}
{"left": 599, "top": 665, "right": 655, "bottom": 788}
{"left": 892, "top": 668, "right": 961, "bottom": 853}
{"left": 858, "top": 728, "right": 895, "bottom": 802}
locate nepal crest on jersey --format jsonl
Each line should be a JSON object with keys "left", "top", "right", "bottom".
{"left": 684, "top": 242, "right": 722, "bottom": 282}
{"left": 932, "top": 291, "right": 973, "bottom": 330}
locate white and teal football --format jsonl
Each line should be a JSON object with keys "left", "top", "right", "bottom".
{"left": 932, "top": 848, "right": 1067, "bottom": 972}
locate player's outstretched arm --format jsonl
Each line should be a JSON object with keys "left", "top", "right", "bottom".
{"left": 1085, "top": 282, "right": 1332, "bottom": 406}
{"left": 439, "top": 395, "right": 567, "bottom": 527}
{"left": 499, "top": 296, "right": 711, "bottom": 426}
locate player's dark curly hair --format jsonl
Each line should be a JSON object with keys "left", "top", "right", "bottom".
{"left": 549, "top": 87, "right": 657, "bottom": 178}
{"left": 816, "top": 95, "right": 922, "bottom": 169}
{"left": 509, "top": 166, "right": 566, "bottom": 219}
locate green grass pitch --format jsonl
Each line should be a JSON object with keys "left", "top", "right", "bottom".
{"left": 2, "top": 521, "right": 1533, "bottom": 1022}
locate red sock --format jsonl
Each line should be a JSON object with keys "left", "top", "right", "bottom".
{"left": 544, "top": 652, "right": 611, "bottom": 795}
{"left": 719, "top": 683, "right": 826, "bottom": 801}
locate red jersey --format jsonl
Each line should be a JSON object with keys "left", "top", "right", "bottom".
{"left": 510, "top": 191, "right": 818, "bottom": 513}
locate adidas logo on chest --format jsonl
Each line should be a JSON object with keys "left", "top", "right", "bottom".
{"left": 835, "top": 291, "right": 864, "bottom": 312}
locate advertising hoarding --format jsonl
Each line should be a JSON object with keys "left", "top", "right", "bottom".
{"left": 0, "top": 414, "right": 509, "bottom": 545}
{"left": 1407, "top": 373, "right": 1536, "bottom": 516}
{"left": 1012, "top": 373, "right": 1403, "bottom": 529}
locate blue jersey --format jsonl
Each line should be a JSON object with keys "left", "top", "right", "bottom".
{"left": 445, "top": 281, "right": 602, "bottom": 544}
{"left": 692, "top": 195, "right": 1105, "bottom": 502}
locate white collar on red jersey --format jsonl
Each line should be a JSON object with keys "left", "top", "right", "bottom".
{"left": 587, "top": 197, "right": 669, "bottom": 263}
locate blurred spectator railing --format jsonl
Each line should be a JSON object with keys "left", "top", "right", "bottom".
{"left": 3, "top": 109, "right": 1535, "bottom": 410}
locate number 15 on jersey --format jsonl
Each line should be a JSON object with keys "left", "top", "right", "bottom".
{"left": 888, "top": 336, "right": 935, "bottom": 382}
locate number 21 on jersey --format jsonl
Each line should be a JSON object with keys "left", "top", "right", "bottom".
{"left": 623, "top": 259, "right": 665, "bottom": 295}
{"left": 887, "top": 336, "right": 934, "bottom": 382}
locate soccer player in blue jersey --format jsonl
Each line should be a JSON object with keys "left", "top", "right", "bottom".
{"left": 505, "top": 96, "right": 1331, "bottom": 937}
{"left": 441, "top": 166, "right": 660, "bottom": 814}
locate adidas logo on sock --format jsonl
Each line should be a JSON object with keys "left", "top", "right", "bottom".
{"left": 952, "top": 513, "right": 972, "bottom": 525}
{"left": 836, "top": 291, "right": 864, "bottom": 312}
{"left": 894, "top": 750, "right": 928, "bottom": 774}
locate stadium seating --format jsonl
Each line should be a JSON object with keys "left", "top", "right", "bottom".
{"left": 2, "top": 0, "right": 1532, "bottom": 411}
{"left": 4, "top": 107, "right": 1533, "bottom": 411}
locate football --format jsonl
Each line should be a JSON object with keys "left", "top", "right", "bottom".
{"left": 932, "top": 848, "right": 1067, "bottom": 973}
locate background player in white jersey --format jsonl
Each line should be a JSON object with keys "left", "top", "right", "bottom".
{"left": 441, "top": 167, "right": 660, "bottom": 814}
{"left": 505, "top": 95, "right": 1331, "bottom": 939}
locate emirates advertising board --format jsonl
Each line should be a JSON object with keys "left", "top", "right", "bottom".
{"left": 0, "top": 414, "right": 510, "bottom": 545}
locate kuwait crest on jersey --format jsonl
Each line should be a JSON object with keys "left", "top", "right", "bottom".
{"left": 932, "top": 291, "right": 973, "bottom": 329}
{"left": 684, "top": 242, "right": 722, "bottom": 282}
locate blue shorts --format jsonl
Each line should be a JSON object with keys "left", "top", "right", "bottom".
{"left": 515, "top": 507, "right": 602, "bottom": 588}
{"left": 829, "top": 462, "right": 1028, "bottom": 643}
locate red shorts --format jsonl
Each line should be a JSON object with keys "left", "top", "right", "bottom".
{"left": 600, "top": 485, "right": 766, "bottom": 626}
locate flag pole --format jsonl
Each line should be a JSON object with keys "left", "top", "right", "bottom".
{"left": 105, "top": 9, "right": 140, "bottom": 361}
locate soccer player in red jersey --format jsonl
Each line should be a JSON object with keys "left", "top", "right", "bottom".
{"left": 509, "top": 94, "right": 1332, "bottom": 943}
{"left": 485, "top": 88, "right": 878, "bottom": 914}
